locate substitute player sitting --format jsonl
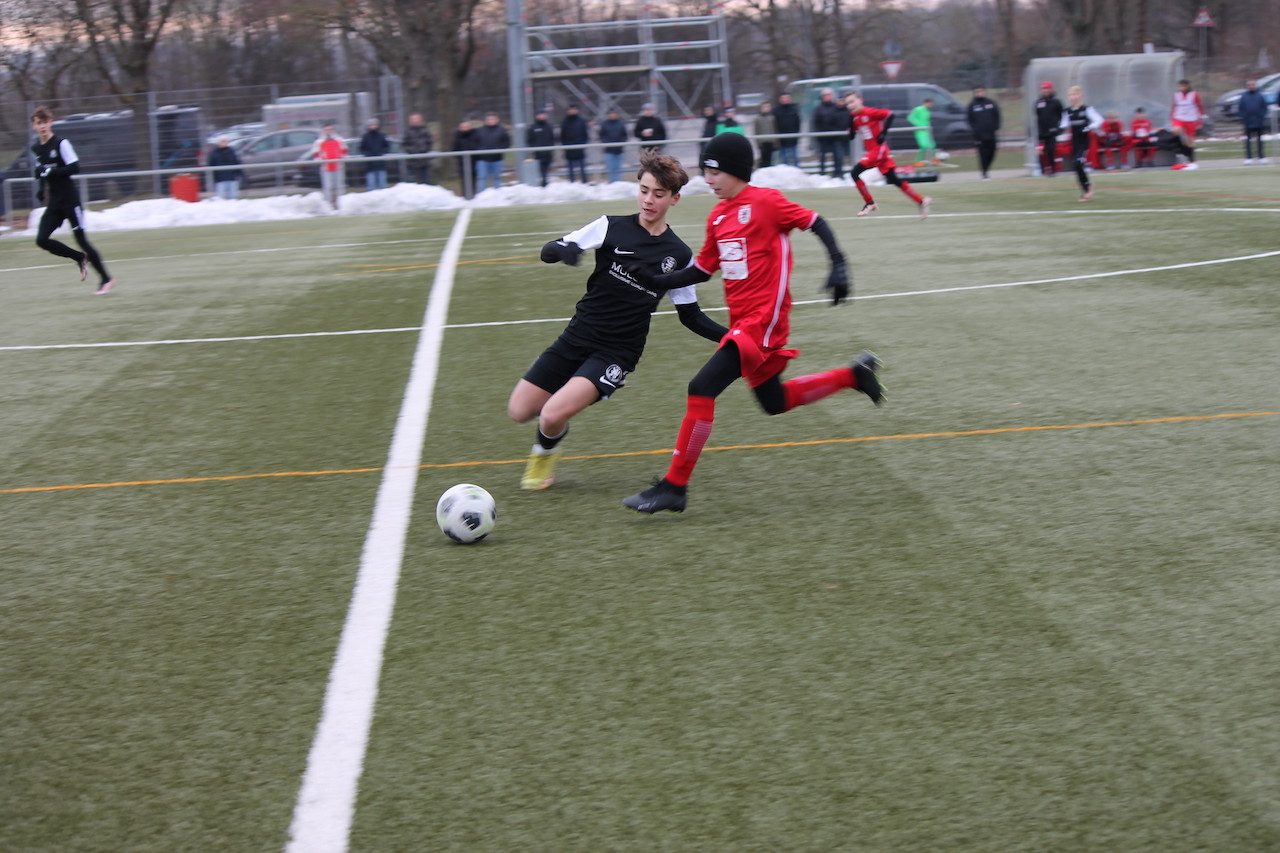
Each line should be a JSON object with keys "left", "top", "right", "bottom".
{"left": 847, "top": 92, "right": 931, "bottom": 219}
{"left": 507, "top": 153, "right": 726, "bottom": 491}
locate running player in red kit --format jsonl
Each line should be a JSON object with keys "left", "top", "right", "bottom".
{"left": 847, "top": 92, "right": 931, "bottom": 219}
{"left": 620, "top": 132, "right": 883, "bottom": 514}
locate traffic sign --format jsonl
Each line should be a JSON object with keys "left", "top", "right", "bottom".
{"left": 881, "top": 60, "right": 904, "bottom": 81}
{"left": 1193, "top": 7, "right": 1215, "bottom": 26}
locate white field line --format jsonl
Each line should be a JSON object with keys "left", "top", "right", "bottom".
{"left": 283, "top": 207, "right": 471, "bottom": 853}
{"left": 4, "top": 246, "right": 1279, "bottom": 352}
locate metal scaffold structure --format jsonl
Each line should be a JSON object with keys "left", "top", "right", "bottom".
{"left": 506, "top": 0, "right": 733, "bottom": 136}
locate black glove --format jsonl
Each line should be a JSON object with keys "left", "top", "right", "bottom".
{"left": 623, "top": 262, "right": 656, "bottom": 287}
{"left": 824, "top": 257, "right": 850, "bottom": 306}
{"left": 37, "top": 165, "right": 53, "bottom": 179}
{"left": 540, "top": 240, "right": 583, "bottom": 266}
{"left": 875, "top": 131, "right": 887, "bottom": 145}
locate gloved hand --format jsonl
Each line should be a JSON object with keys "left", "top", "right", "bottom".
{"left": 38, "top": 165, "right": 53, "bottom": 179}
{"left": 875, "top": 132, "right": 887, "bottom": 145}
{"left": 540, "top": 240, "right": 583, "bottom": 266}
{"left": 623, "top": 262, "right": 655, "bottom": 286}
{"left": 824, "top": 257, "right": 850, "bottom": 306}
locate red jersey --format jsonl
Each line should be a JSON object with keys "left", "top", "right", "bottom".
{"left": 1130, "top": 117, "right": 1153, "bottom": 140}
{"left": 850, "top": 106, "right": 895, "bottom": 168}
{"left": 693, "top": 184, "right": 818, "bottom": 385}
{"left": 1100, "top": 119, "right": 1124, "bottom": 146}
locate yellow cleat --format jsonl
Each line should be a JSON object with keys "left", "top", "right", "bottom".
{"left": 521, "top": 449, "right": 561, "bottom": 490}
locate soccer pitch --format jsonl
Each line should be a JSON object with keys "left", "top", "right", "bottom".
{"left": 2, "top": 165, "right": 1279, "bottom": 852}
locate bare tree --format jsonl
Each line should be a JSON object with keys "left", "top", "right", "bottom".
{"left": 994, "top": 0, "right": 1020, "bottom": 87}
{"left": 319, "top": 0, "right": 491, "bottom": 156}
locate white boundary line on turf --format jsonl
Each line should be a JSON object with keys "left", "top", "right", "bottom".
{"left": 0, "top": 236, "right": 452, "bottom": 277}
{"left": 4, "top": 240, "right": 1279, "bottom": 353}
{"left": 284, "top": 207, "right": 471, "bottom": 853}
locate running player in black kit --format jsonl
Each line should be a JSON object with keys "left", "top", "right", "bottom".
{"left": 29, "top": 105, "right": 115, "bottom": 294}
{"left": 507, "top": 153, "right": 726, "bottom": 491}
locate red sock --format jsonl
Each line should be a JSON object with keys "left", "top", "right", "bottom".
{"left": 854, "top": 180, "right": 874, "bottom": 203}
{"left": 782, "top": 367, "right": 855, "bottom": 411}
{"left": 664, "top": 395, "right": 716, "bottom": 487}
{"left": 899, "top": 182, "right": 923, "bottom": 204}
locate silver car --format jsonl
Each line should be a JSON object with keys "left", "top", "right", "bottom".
{"left": 236, "top": 128, "right": 324, "bottom": 186}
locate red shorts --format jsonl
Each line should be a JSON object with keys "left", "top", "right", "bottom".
{"left": 723, "top": 328, "right": 798, "bottom": 388}
{"left": 1172, "top": 119, "right": 1201, "bottom": 138}
{"left": 858, "top": 150, "right": 897, "bottom": 172}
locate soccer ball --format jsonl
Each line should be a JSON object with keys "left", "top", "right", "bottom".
{"left": 435, "top": 483, "right": 497, "bottom": 544}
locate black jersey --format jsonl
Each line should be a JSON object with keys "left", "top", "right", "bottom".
{"left": 555, "top": 213, "right": 697, "bottom": 365}
{"left": 31, "top": 134, "right": 83, "bottom": 209}
{"left": 1061, "top": 104, "right": 1103, "bottom": 151}
{"left": 1035, "top": 95, "right": 1064, "bottom": 136}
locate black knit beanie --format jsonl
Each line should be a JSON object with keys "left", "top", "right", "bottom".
{"left": 701, "top": 132, "right": 754, "bottom": 182}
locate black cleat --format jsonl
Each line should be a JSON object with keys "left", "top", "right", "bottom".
{"left": 622, "top": 478, "right": 687, "bottom": 514}
{"left": 852, "top": 350, "right": 884, "bottom": 406}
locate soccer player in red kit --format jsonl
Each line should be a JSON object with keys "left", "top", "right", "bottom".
{"left": 1129, "top": 107, "right": 1155, "bottom": 168}
{"left": 847, "top": 92, "right": 931, "bottom": 219}
{"left": 620, "top": 132, "right": 883, "bottom": 514}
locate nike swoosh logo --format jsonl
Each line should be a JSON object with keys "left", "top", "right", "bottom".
{"left": 614, "top": 248, "right": 634, "bottom": 255}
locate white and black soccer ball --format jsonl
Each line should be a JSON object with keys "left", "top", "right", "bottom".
{"left": 435, "top": 483, "right": 497, "bottom": 544}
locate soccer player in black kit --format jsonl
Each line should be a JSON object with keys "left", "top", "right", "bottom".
{"left": 1060, "top": 86, "right": 1104, "bottom": 202}
{"left": 507, "top": 153, "right": 726, "bottom": 490}
{"left": 30, "top": 106, "right": 114, "bottom": 294}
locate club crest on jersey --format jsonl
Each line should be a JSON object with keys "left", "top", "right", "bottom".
{"left": 603, "top": 364, "right": 626, "bottom": 387}
{"left": 661, "top": 256, "right": 677, "bottom": 273}
{"left": 737, "top": 205, "right": 752, "bottom": 224}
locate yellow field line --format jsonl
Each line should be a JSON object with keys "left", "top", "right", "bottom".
{"left": 2, "top": 412, "right": 1274, "bottom": 495}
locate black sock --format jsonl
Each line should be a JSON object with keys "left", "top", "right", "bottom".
{"left": 536, "top": 425, "right": 568, "bottom": 452}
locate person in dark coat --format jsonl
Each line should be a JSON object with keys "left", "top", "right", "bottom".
{"left": 811, "top": 88, "right": 847, "bottom": 178}
{"left": 599, "top": 108, "right": 629, "bottom": 183}
{"left": 359, "top": 118, "right": 391, "bottom": 190}
{"left": 402, "top": 112, "right": 434, "bottom": 183}
{"left": 452, "top": 119, "right": 480, "bottom": 192}
{"left": 966, "top": 86, "right": 1002, "bottom": 178}
{"left": 633, "top": 103, "right": 667, "bottom": 154}
{"left": 473, "top": 112, "right": 511, "bottom": 192}
{"left": 208, "top": 135, "right": 243, "bottom": 199}
{"left": 526, "top": 110, "right": 557, "bottom": 187}
{"left": 698, "top": 105, "right": 720, "bottom": 162}
{"left": 1238, "top": 80, "right": 1270, "bottom": 164}
{"left": 1035, "top": 82, "right": 1065, "bottom": 175}
{"left": 560, "top": 105, "right": 590, "bottom": 183}
{"left": 773, "top": 92, "right": 802, "bottom": 167}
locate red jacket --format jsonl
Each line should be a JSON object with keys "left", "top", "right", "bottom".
{"left": 314, "top": 136, "right": 349, "bottom": 171}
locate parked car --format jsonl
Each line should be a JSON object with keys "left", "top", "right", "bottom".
{"left": 853, "top": 84, "right": 976, "bottom": 150}
{"left": 205, "top": 122, "right": 267, "bottom": 146}
{"left": 236, "top": 128, "right": 326, "bottom": 186}
{"left": 237, "top": 127, "right": 403, "bottom": 188}
{"left": 1215, "top": 72, "right": 1280, "bottom": 121}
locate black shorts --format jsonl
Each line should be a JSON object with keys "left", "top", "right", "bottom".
{"left": 523, "top": 336, "right": 632, "bottom": 400}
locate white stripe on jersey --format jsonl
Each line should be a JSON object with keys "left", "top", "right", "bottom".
{"left": 561, "top": 215, "right": 610, "bottom": 250}
{"left": 59, "top": 138, "right": 80, "bottom": 166}
{"left": 762, "top": 233, "right": 791, "bottom": 349}
{"left": 666, "top": 284, "right": 699, "bottom": 305}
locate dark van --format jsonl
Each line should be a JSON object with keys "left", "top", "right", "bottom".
{"left": 1, "top": 105, "right": 203, "bottom": 213}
